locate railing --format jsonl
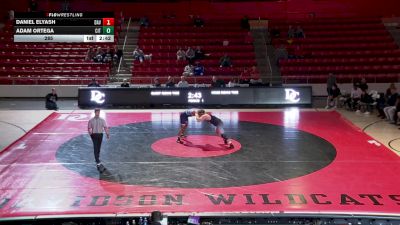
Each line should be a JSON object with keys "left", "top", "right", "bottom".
{"left": 0, "top": 76, "right": 109, "bottom": 86}
{"left": 117, "top": 17, "right": 132, "bottom": 75}
{"left": 132, "top": 75, "right": 398, "bottom": 85}
{"left": 0, "top": 74, "right": 398, "bottom": 86}
{"left": 113, "top": 75, "right": 254, "bottom": 86}
{"left": 281, "top": 74, "right": 400, "bottom": 84}
{"left": 258, "top": 28, "right": 274, "bottom": 85}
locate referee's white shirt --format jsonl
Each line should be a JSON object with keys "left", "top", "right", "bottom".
{"left": 88, "top": 117, "right": 107, "bottom": 134}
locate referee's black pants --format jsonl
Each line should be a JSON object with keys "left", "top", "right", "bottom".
{"left": 90, "top": 133, "right": 103, "bottom": 163}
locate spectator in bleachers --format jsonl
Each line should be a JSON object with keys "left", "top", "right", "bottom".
{"left": 165, "top": 76, "right": 175, "bottom": 87}
{"left": 194, "top": 46, "right": 208, "bottom": 60}
{"left": 193, "top": 62, "right": 205, "bottom": 76}
{"left": 357, "top": 89, "right": 374, "bottom": 114}
{"left": 287, "top": 25, "right": 295, "bottom": 39}
{"left": 139, "top": 16, "right": 149, "bottom": 27}
{"left": 239, "top": 67, "right": 251, "bottom": 84}
{"left": 120, "top": 79, "right": 130, "bottom": 87}
{"left": 133, "top": 47, "right": 151, "bottom": 63}
{"left": 182, "top": 64, "right": 194, "bottom": 76}
{"left": 327, "top": 84, "right": 341, "bottom": 109}
{"left": 193, "top": 15, "right": 204, "bottom": 28}
{"left": 94, "top": 47, "right": 104, "bottom": 63}
{"left": 393, "top": 97, "right": 400, "bottom": 126}
{"left": 177, "top": 76, "right": 189, "bottom": 87}
{"left": 85, "top": 47, "right": 96, "bottom": 62}
{"left": 249, "top": 66, "right": 261, "bottom": 83}
{"left": 113, "top": 45, "right": 123, "bottom": 64}
{"left": 384, "top": 89, "right": 399, "bottom": 122}
{"left": 153, "top": 77, "right": 161, "bottom": 87}
{"left": 359, "top": 78, "right": 369, "bottom": 91}
{"left": 103, "top": 47, "right": 113, "bottom": 63}
{"left": 227, "top": 78, "right": 239, "bottom": 87}
{"left": 119, "top": 11, "right": 125, "bottom": 28}
{"left": 133, "top": 46, "right": 144, "bottom": 63}
{"left": 88, "top": 78, "right": 100, "bottom": 87}
{"left": 325, "top": 73, "right": 336, "bottom": 109}
{"left": 386, "top": 83, "right": 398, "bottom": 105}
{"left": 45, "top": 88, "right": 58, "bottom": 110}
{"left": 346, "top": 84, "right": 362, "bottom": 110}
{"left": 211, "top": 76, "right": 226, "bottom": 88}
{"left": 378, "top": 83, "right": 397, "bottom": 118}
{"left": 274, "top": 44, "right": 288, "bottom": 66}
{"left": 220, "top": 54, "right": 233, "bottom": 67}
{"left": 384, "top": 96, "right": 400, "bottom": 123}
{"left": 241, "top": 16, "right": 250, "bottom": 30}
{"left": 386, "top": 83, "right": 397, "bottom": 99}
{"left": 185, "top": 47, "right": 195, "bottom": 64}
{"left": 376, "top": 92, "right": 386, "bottom": 118}
{"left": 295, "top": 25, "right": 306, "bottom": 38}
{"left": 176, "top": 48, "right": 186, "bottom": 61}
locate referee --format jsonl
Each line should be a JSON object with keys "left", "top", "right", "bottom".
{"left": 88, "top": 108, "right": 110, "bottom": 169}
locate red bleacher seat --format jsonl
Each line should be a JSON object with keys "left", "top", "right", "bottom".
{"left": 275, "top": 18, "right": 400, "bottom": 83}
{"left": 0, "top": 23, "right": 113, "bottom": 85}
{"left": 132, "top": 20, "right": 256, "bottom": 82}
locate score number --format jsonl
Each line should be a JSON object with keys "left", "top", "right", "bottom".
{"left": 102, "top": 18, "right": 114, "bottom": 26}
{"left": 102, "top": 26, "right": 114, "bottom": 34}
{"left": 98, "top": 18, "right": 114, "bottom": 35}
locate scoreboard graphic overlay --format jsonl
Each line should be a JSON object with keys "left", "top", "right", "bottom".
{"left": 13, "top": 12, "right": 114, "bottom": 43}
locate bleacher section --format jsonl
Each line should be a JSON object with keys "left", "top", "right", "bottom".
{"left": 132, "top": 19, "right": 256, "bottom": 84}
{"left": 271, "top": 18, "right": 400, "bottom": 83}
{"left": 0, "top": 20, "right": 116, "bottom": 85}
{"left": 1, "top": 16, "right": 398, "bottom": 86}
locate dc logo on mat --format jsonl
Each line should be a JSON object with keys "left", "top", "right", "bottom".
{"left": 90, "top": 90, "right": 105, "bottom": 104}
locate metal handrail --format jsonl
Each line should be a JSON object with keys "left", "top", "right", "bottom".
{"left": 0, "top": 76, "right": 108, "bottom": 85}
{"left": 259, "top": 28, "right": 274, "bottom": 85}
{"left": 0, "top": 75, "right": 398, "bottom": 85}
{"left": 0, "top": 75, "right": 256, "bottom": 86}
{"left": 117, "top": 17, "right": 132, "bottom": 75}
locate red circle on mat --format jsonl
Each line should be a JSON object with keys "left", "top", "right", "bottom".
{"left": 151, "top": 135, "right": 241, "bottom": 158}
